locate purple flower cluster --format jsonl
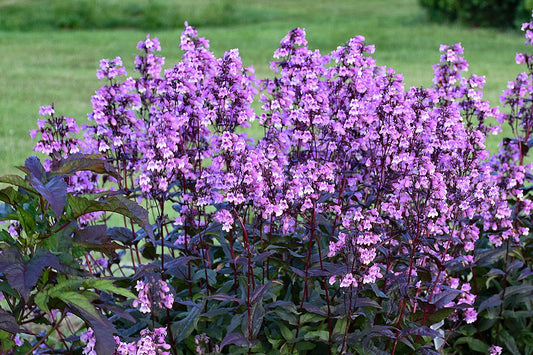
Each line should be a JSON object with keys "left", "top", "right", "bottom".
{"left": 28, "top": 18, "right": 533, "bottom": 353}
{"left": 115, "top": 327, "right": 170, "bottom": 355}
{"left": 132, "top": 278, "right": 174, "bottom": 314}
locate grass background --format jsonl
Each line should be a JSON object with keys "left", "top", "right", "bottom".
{"left": 0, "top": 0, "right": 528, "bottom": 173}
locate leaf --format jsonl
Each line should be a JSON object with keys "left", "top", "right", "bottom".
{"left": 74, "top": 225, "right": 109, "bottom": 244}
{"left": 82, "top": 279, "right": 137, "bottom": 299}
{"left": 399, "top": 326, "right": 443, "bottom": 339}
{"left": 75, "top": 306, "right": 117, "bottom": 355}
{"left": 22, "top": 156, "right": 46, "bottom": 181}
{"left": 475, "top": 247, "right": 506, "bottom": 267}
{"left": 241, "top": 303, "right": 264, "bottom": 339}
{"left": 50, "top": 154, "right": 119, "bottom": 179}
{"left": 68, "top": 194, "right": 155, "bottom": 244}
{"left": 303, "top": 330, "right": 329, "bottom": 343}
{"left": 302, "top": 303, "right": 327, "bottom": 317}
{"left": 30, "top": 175, "right": 67, "bottom": 217}
{"left": 431, "top": 288, "right": 462, "bottom": 309}
{"left": 0, "top": 247, "right": 61, "bottom": 302}
{"left": 172, "top": 306, "right": 201, "bottom": 342}
{"left": 407, "top": 308, "right": 455, "bottom": 324}
{"left": 0, "top": 175, "right": 38, "bottom": 194}
{"left": 503, "top": 284, "right": 533, "bottom": 298}
{"left": 454, "top": 337, "right": 489, "bottom": 353}
{"left": 220, "top": 332, "right": 250, "bottom": 350}
{"left": 58, "top": 291, "right": 99, "bottom": 319}
{"left": 107, "top": 227, "right": 135, "bottom": 244}
{"left": 0, "top": 309, "right": 23, "bottom": 334}
{"left": 250, "top": 281, "right": 272, "bottom": 305}
{"left": 478, "top": 294, "right": 503, "bottom": 313}
{"left": 207, "top": 293, "right": 244, "bottom": 305}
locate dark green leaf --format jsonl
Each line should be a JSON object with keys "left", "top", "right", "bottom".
{"left": 0, "top": 175, "right": 38, "bottom": 194}
{"left": 173, "top": 306, "right": 201, "bottom": 342}
{"left": 454, "top": 337, "right": 489, "bottom": 353}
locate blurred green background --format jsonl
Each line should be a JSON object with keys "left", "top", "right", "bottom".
{"left": 0, "top": 0, "right": 529, "bottom": 173}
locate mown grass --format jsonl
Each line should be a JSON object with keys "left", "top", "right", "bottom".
{"left": 0, "top": 0, "right": 528, "bottom": 173}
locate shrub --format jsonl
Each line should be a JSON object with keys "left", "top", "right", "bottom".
{"left": 419, "top": 0, "right": 530, "bottom": 28}
{"left": 0, "top": 15, "right": 532, "bottom": 355}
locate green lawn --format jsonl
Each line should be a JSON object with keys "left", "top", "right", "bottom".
{"left": 0, "top": 0, "right": 527, "bottom": 173}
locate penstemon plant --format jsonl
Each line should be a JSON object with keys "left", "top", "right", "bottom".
{"left": 0, "top": 15, "right": 533, "bottom": 355}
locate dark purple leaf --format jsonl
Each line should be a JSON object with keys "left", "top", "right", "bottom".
{"left": 503, "top": 284, "right": 533, "bottom": 298}
{"left": 31, "top": 175, "right": 67, "bottom": 217}
{"left": 399, "top": 326, "right": 443, "bottom": 339}
{"left": 0, "top": 309, "right": 24, "bottom": 334}
{"left": 302, "top": 303, "right": 327, "bottom": 317}
{"left": 107, "top": 227, "right": 134, "bottom": 244}
{"left": 0, "top": 247, "right": 62, "bottom": 302}
{"left": 220, "top": 332, "right": 250, "bottom": 350}
{"left": 207, "top": 293, "right": 244, "bottom": 305}
{"left": 475, "top": 248, "right": 506, "bottom": 267}
{"left": 23, "top": 156, "right": 46, "bottom": 182}
{"left": 68, "top": 194, "right": 155, "bottom": 244}
{"left": 478, "top": 294, "right": 503, "bottom": 313}
{"left": 252, "top": 250, "right": 276, "bottom": 263}
{"left": 75, "top": 307, "right": 116, "bottom": 355}
{"left": 74, "top": 225, "right": 109, "bottom": 244}
{"left": 355, "top": 297, "right": 381, "bottom": 309}
{"left": 290, "top": 266, "right": 306, "bottom": 278}
{"left": 431, "top": 288, "right": 462, "bottom": 309}
{"left": 518, "top": 268, "right": 533, "bottom": 281}
{"left": 250, "top": 281, "right": 272, "bottom": 305}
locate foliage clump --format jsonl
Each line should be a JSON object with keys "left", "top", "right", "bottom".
{"left": 0, "top": 15, "right": 532, "bottom": 355}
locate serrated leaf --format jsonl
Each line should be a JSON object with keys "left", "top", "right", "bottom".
{"left": 67, "top": 194, "right": 155, "bottom": 244}
{"left": 58, "top": 291, "right": 99, "bottom": 318}
{"left": 0, "top": 175, "right": 38, "bottom": 194}
{"left": 50, "top": 154, "right": 119, "bottom": 179}
{"left": 31, "top": 174, "right": 69, "bottom": 217}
